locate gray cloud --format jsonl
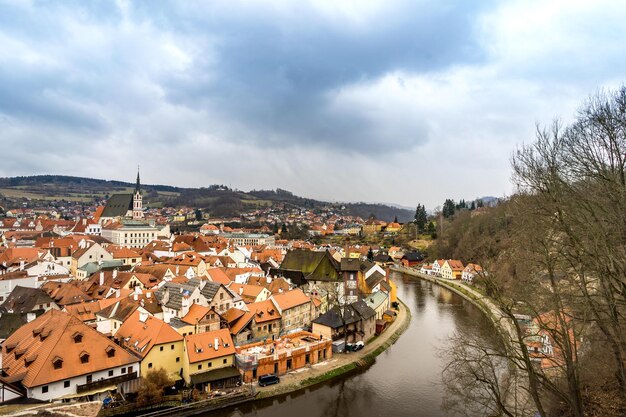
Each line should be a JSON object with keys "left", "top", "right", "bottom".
{"left": 1, "top": 1, "right": 626, "bottom": 208}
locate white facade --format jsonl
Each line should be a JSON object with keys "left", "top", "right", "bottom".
{"left": 102, "top": 224, "right": 159, "bottom": 249}
{"left": 27, "top": 362, "right": 140, "bottom": 401}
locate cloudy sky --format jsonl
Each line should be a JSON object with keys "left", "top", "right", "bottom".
{"left": 1, "top": 0, "right": 624, "bottom": 209}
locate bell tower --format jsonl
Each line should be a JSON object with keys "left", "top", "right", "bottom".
{"left": 133, "top": 167, "right": 143, "bottom": 220}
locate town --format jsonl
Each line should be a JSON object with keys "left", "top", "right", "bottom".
{"left": 0, "top": 174, "right": 408, "bottom": 412}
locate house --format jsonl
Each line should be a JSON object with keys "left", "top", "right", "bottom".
{"left": 362, "top": 217, "right": 386, "bottom": 234}
{"left": 269, "top": 289, "right": 312, "bottom": 334}
{"left": 0, "top": 286, "right": 59, "bottom": 314}
{"left": 109, "top": 247, "right": 142, "bottom": 266}
{"left": 180, "top": 304, "right": 224, "bottom": 335}
{"left": 441, "top": 260, "right": 464, "bottom": 280}
{"left": 116, "top": 310, "right": 184, "bottom": 382}
{"left": 311, "top": 300, "right": 376, "bottom": 344}
{"left": 95, "top": 297, "right": 145, "bottom": 336}
{"left": 235, "top": 331, "right": 332, "bottom": 383}
{"left": 182, "top": 329, "right": 240, "bottom": 391}
{"left": 227, "top": 283, "right": 271, "bottom": 304}
{"left": 40, "top": 282, "right": 92, "bottom": 307}
{"left": 363, "top": 291, "right": 390, "bottom": 320}
{"left": 155, "top": 282, "right": 205, "bottom": 323}
{"left": 246, "top": 299, "right": 282, "bottom": 341}
{"left": 70, "top": 241, "right": 113, "bottom": 276}
{"left": 462, "top": 263, "right": 484, "bottom": 283}
{"left": 400, "top": 251, "right": 423, "bottom": 267}
{"left": 222, "top": 308, "right": 255, "bottom": 345}
{"left": 1, "top": 309, "right": 139, "bottom": 401}
{"left": 432, "top": 260, "right": 445, "bottom": 276}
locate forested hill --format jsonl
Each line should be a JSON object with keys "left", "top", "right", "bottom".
{"left": 0, "top": 175, "right": 414, "bottom": 222}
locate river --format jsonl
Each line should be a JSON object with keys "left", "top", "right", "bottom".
{"left": 204, "top": 272, "right": 501, "bottom": 417}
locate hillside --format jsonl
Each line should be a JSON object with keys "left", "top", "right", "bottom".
{"left": 0, "top": 175, "right": 414, "bottom": 222}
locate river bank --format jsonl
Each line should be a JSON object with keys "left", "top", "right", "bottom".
{"left": 391, "top": 265, "right": 533, "bottom": 416}
{"left": 114, "top": 297, "right": 412, "bottom": 417}
{"left": 255, "top": 298, "right": 411, "bottom": 399}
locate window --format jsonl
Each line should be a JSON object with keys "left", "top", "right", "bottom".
{"left": 80, "top": 352, "right": 90, "bottom": 364}
{"left": 86, "top": 375, "right": 92, "bottom": 384}
{"left": 106, "top": 346, "right": 116, "bottom": 358}
{"left": 198, "top": 364, "right": 202, "bottom": 370}
{"left": 73, "top": 333, "right": 83, "bottom": 343}
{"left": 128, "top": 366, "right": 133, "bottom": 373}
{"left": 171, "top": 344, "right": 174, "bottom": 350}
{"left": 121, "top": 367, "right": 127, "bottom": 374}
{"left": 42, "top": 386, "right": 48, "bottom": 394}
{"left": 223, "top": 358, "right": 227, "bottom": 364}
{"left": 108, "top": 370, "right": 114, "bottom": 377}
{"left": 148, "top": 363, "right": 153, "bottom": 369}
{"left": 208, "top": 362, "right": 212, "bottom": 367}
{"left": 160, "top": 346, "right": 164, "bottom": 351}
{"left": 53, "top": 358, "right": 63, "bottom": 369}
{"left": 176, "top": 357, "right": 180, "bottom": 363}
{"left": 64, "top": 380, "right": 70, "bottom": 388}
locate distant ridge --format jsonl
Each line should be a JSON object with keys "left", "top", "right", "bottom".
{"left": 0, "top": 175, "right": 414, "bottom": 222}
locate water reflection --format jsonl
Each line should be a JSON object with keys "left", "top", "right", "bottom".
{"left": 205, "top": 273, "right": 501, "bottom": 417}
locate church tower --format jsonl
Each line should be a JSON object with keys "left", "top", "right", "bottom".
{"left": 133, "top": 168, "right": 143, "bottom": 220}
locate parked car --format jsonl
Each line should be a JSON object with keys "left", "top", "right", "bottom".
{"left": 258, "top": 374, "right": 280, "bottom": 387}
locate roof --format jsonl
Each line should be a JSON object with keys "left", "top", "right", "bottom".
{"left": 101, "top": 194, "right": 133, "bottom": 218}
{"left": 185, "top": 329, "right": 235, "bottom": 363}
{"left": 2, "top": 310, "right": 137, "bottom": 388}
{"left": 181, "top": 304, "right": 213, "bottom": 325}
{"left": 312, "top": 300, "right": 376, "bottom": 329}
{"left": 97, "top": 298, "right": 140, "bottom": 322}
{"left": 248, "top": 300, "right": 281, "bottom": 324}
{"left": 116, "top": 310, "right": 182, "bottom": 358}
{"left": 270, "top": 289, "right": 310, "bottom": 311}
{"left": 206, "top": 268, "right": 231, "bottom": 285}
{"left": 365, "top": 271, "right": 386, "bottom": 289}
{"left": 340, "top": 258, "right": 361, "bottom": 272}
{"left": 363, "top": 292, "right": 389, "bottom": 310}
{"left": 0, "top": 286, "right": 55, "bottom": 314}
{"left": 200, "top": 281, "right": 223, "bottom": 302}
{"left": 444, "top": 259, "right": 465, "bottom": 271}
{"left": 189, "top": 366, "right": 240, "bottom": 384}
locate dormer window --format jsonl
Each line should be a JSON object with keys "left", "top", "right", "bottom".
{"left": 53, "top": 356, "right": 63, "bottom": 369}
{"left": 79, "top": 351, "right": 90, "bottom": 364}
{"left": 105, "top": 346, "right": 116, "bottom": 358}
{"left": 73, "top": 332, "right": 83, "bottom": 343}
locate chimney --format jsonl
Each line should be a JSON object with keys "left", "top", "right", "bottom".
{"left": 239, "top": 287, "right": 243, "bottom": 295}
{"left": 214, "top": 337, "right": 219, "bottom": 351}
{"left": 146, "top": 292, "right": 151, "bottom": 298}
{"left": 139, "top": 311, "right": 148, "bottom": 322}
{"left": 133, "top": 293, "right": 138, "bottom": 301}
{"left": 113, "top": 269, "right": 118, "bottom": 279}
{"left": 19, "top": 260, "right": 25, "bottom": 271}
{"left": 82, "top": 218, "right": 87, "bottom": 225}
{"left": 99, "top": 272, "right": 104, "bottom": 286}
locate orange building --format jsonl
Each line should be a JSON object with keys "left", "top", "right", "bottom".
{"left": 235, "top": 331, "right": 332, "bottom": 382}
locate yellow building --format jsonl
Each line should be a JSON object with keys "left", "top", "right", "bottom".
{"left": 441, "top": 259, "right": 465, "bottom": 280}
{"left": 183, "top": 328, "right": 240, "bottom": 391}
{"left": 115, "top": 310, "right": 185, "bottom": 381}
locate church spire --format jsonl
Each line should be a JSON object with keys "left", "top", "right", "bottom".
{"left": 135, "top": 166, "right": 141, "bottom": 194}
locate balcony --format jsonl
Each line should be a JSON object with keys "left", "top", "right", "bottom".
{"left": 76, "top": 371, "right": 137, "bottom": 394}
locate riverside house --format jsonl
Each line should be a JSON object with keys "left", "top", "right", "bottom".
{"left": 235, "top": 331, "right": 332, "bottom": 382}
{"left": 182, "top": 329, "right": 241, "bottom": 392}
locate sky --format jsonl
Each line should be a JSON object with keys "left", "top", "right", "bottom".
{"left": 1, "top": 0, "right": 625, "bottom": 210}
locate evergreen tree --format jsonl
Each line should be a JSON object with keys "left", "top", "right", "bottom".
{"left": 427, "top": 221, "right": 436, "bottom": 233}
{"left": 442, "top": 199, "right": 456, "bottom": 218}
{"left": 367, "top": 247, "right": 374, "bottom": 262}
{"left": 470, "top": 201, "right": 476, "bottom": 210}
{"left": 414, "top": 204, "right": 428, "bottom": 232}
